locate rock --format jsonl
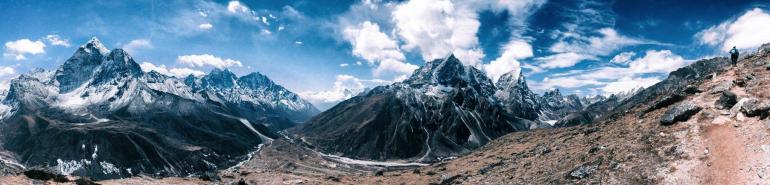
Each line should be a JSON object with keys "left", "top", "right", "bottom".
{"left": 237, "top": 178, "right": 249, "bottom": 185}
{"left": 711, "top": 116, "right": 731, "bottom": 124}
{"left": 533, "top": 144, "right": 552, "bottom": 155}
{"left": 730, "top": 98, "right": 749, "bottom": 117}
{"left": 766, "top": 63, "right": 770, "bottom": 70}
{"left": 479, "top": 160, "right": 504, "bottom": 175}
{"left": 740, "top": 98, "right": 770, "bottom": 117}
{"left": 710, "top": 81, "right": 732, "bottom": 94}
{"left": 568, "top": 164, "right": 598, "bottom": 179}
{"left": 714, "top": 91, "right": 737, "bottom": 110}
{"left": 325, "top": 176, "right": 341, "bottom": 182}
{"left": 734, "top": 79, "right": 746, "bottom": 87}
{"left": 643, "top": 93, "right": 686, "bottom": 113}
{"left": 660, "top": 101, "right": 702, "bottom": 125}
{"left": 23, "top": 169, "right": 69, "bottom": 182}
{"left": 684, "top": 85, "right": 701, "bottom": 94}
{"left": 374, "top": 170, "right": 384, "bottom": 176}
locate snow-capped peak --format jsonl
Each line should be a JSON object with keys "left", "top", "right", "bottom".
{"left": 496, "top": 71, "right": 528, "bottom": 91}
{"left": 81, "top": 37, "right": 110, "bottom": 55}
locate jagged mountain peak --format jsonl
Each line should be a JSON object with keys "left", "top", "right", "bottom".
{"left": 200, "top": 68, "right": 237, "bottom": 89}
{"left": 80, "top": 37, "right": 110, "bottom": 55}
{"left": 404, "top": 54, "right": 494, "bottom": 93}
{"left": 496, "top": 70, "right": 528, "bottom": 91}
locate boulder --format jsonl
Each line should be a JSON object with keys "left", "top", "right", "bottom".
{"left": 568, "top": 164, "right": 598, "bottom": 179}
{"left": 734, "top": 79, "right": 746, "bottom": 87}
{"left": 684, "top": 85, "right": 701, "bottom": 94}
{"left": 709, "top": 81, "right": 732, "bottom": 94}
{"left": 714, "top": 91, "right": 737, "bottom": 110}
{"left": 660, "top": 101, "right": 702, "bottom": 125}
{"left": 740, "top": 98, "right": 770, "bottom": 117}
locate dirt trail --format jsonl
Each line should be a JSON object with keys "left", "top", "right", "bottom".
{"left": 666, "top": 63, "right": 770, "bottom": 184}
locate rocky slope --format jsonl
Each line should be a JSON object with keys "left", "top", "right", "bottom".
{"left": 0, "top": 38, "right": 316, "bottom": 180}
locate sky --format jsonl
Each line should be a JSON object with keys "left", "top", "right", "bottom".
{"left": 1, "top": 0, "right": 770, "bottom": 110}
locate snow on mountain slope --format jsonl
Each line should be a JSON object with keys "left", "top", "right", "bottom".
{"left": 0, "top": 38, "right": 315, "bottom": 180}
{"left": 294, "top": 55, "right": 537, "bottom": 162}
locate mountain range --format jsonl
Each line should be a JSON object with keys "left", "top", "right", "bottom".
{"left": 291, "top": 55, "right": 613, "bottom": 162}
{"left": 0, "top": 38, "right": 317, "bottom": 179}
{"left": 0, "top": 38, "right": 634, "bottom": 181}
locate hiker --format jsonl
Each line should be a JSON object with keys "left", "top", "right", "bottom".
{"left": 730, "top": 46, "right": 740, "bottom": 66}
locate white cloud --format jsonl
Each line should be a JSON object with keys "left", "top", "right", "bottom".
{"left": 343, "top": 21, "right": 417, "bottom": 77}
{"left": 3, "top": 39, "right": 46, "bottom": 61}
{"left": 122, "top": 39, "right": 152, "bottom": 53}
{"left": 339, "top": 63, "right": 349, "bottom": 67}
{"left": 550, "top": 28, "right": 655, "bottom": 56}
{"left": 45, "top": 35, "right": 70, "bottom": 47}
{"left": 483, "top": 40, "right": 533, "bottom": 82}
{"left": 198, "top": 23, "right": 213, "bottom": 30}
{"left": 177, "top": 54, "right": 243, "bottom": 68}
{"left": 392, "top": 0, "right": 483, "bottom": 66}
{"left": 696, "top": 8, "right": 770, "bottom": 51}
{"left": 299, "top": 74, "right": 366, "bottom": 110}
{"left": 628, "top": 50, "right": 688, "bottom": 74}
{"left": 391, "top": 0, "right": 544, "bottom": 66}
{"left": 600, "top": 76, "right": 660, "bottom": 94}
{"left": 140, "top": 62, "right": 205, "bottom": 77}
{"left": 610, "top": 51, "right": 636, "bottom": 64}
{"left": 535, "top": 52, "right": 598, "bottom": 69}
{"left": 373, "top": 59, "right": 418, "bottom": 76}
{"left": 227, "top": 1, "right": 249, "bottom": 13}
{"left": 531, "top": 50, "right": 689, "bottom": 95}
{"left": 0, "top": 66, "right": 16, "bottom": 76}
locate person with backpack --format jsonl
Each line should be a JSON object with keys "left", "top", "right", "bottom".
{"left": 730, "top": 46, "right": 740, "bottom": 66}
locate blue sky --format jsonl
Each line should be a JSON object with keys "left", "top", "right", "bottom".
{"left": 2, "top": 0, "right": 770, "bottom": 109}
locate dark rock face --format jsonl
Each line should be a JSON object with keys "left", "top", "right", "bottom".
{"left": 660, "top": 101, "right": 702, "bottom": 125}
{"left": 294, "top": 55, "right": 527, "bottom": 161}
{"left": 715, "top": 92, "right": 738, "bottom": 110}
{"left": 642, "top": 93, "right": 685, "bottom": 114}
{"left": 740, "top": 98, "right": 770, "bottom": 117}
{"left": 0, "top": 38, "right": 313, "bottom": 180}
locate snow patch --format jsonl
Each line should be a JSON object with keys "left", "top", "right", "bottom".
{"left": 56, "top": 159, "right": 84, "bottom": 176}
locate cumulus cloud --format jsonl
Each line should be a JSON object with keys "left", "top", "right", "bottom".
{"left": 696, "top": 8, "right": 770, "bottom": 51}
{"left": 600, "top": 76, "right": 660, "bottom": 94}
{"left": 391, "top": 0, "right": 544, "bottom": 66}
{"left": 227, "top": 1, "right": 249, "bottom": 13}
{"left": 342, "top": 21, "right": 417, "bottom": 77}
{"left": 627, "top": 50, "right": 688, "bottom": 74}
{"left": 122, "top": 39, "right": 152, "bottom": 53}
{"left": 535, "top": 52, "right": 598, "bottom": 69}
{"left": 531, "top": 50, "right": 689, "bottom": 95}
{"left": 392, "top": 0, "right": 483, "bottom": 66}
{"left": 177, "top": 54, "right": 243, "bottom": 68}
{"left": 483, "top": 40, "right": 533, "bottom": 82}
{"left": 299, "top": 74, "right": 366, "bottom": 110}
{"left": 3, "top": 39, "right": 46, "bottom": 60}
{"left": 140, "top": 62, "right": 205, "bottom": 77}
{"left": 199, "top": 23, "right": 213, "bottom": 30}
{"left": 45, "top": 35, "right": 70, "bottom": 47}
